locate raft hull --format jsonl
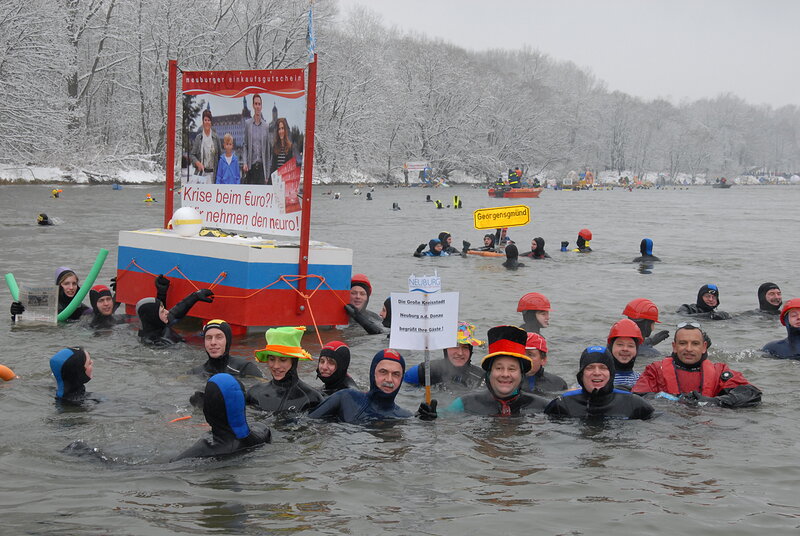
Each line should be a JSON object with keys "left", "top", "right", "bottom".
{"left": 487, "top": 187, "right": 542, "bottom": 198}
{"left": 116, "top": 229, "right": 351, "bottom": 330}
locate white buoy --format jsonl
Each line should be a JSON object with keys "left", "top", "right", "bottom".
{"left": 168, "top": 206, "right": 203, "bottom": 237}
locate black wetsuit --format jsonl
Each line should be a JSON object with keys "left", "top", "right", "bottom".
{"left": 629, "top": 317, "right": 669, "bottom": 357}
{"left": 404, "top": 356, "right": 484, "bottom": 390}
{"left": 137, "top": 290, "right": 212, "bottom": 346}
{"left": 58, "top": 287, "right": 91, "bottom": 321}
{"left": 502, "top": 244, "right": 525, "bottom": 270}
{"left": 316, "top": 341, "right": 359, "bottom": 395}
{"left": 519, "top": 237, "right": 550, "bottom": 259}
{"left": 762, "top": 322, "right": 800, "bottom": 359}
{"left": 544, "top": 346, "right": 653, "bottom": 419}
{"left": 345, "top": 304, "right": 384, "bottom": 335}
{"left": 87, "top": 286, "right": 124, "bottom": 329}
{"left": 677, "top": 284, "right": 731, "bottom": 320}
{"left": 309, "top": 350, "right": 412, "bottom": 423}
{"left": 576, "top": 236, "right": 592, "bottom": 252}
{"left": 188, "top": 355, "right": 263, "bottom": 378}
{"left": 522, "top": 367, "right": 568, "bottom": 395}
{"left": 438, "top": 232, "right": 460, "bottom": 255}
{"left": 246, "top": 362, "right": 323, "bottom": 414}
{"left": 173, "top": 373, "right": 271, "bottom": 461}
{"left": 451, "top": 387, "right": 550, "bottom": 416}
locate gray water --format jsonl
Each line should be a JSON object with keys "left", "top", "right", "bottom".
{"left": 1, "top": 183, "right": 799, "bottom": 535}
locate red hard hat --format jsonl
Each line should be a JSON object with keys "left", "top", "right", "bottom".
{"left": 622, "top": 298, "right": 660, "bottom": 323}
{"left": 350, "top": 273, "right": 372, "bottom": 296}
{"left": 607, "top": 318, "right": 644, "bottom": 346}
{"left": 780, "top": 298, "right": 800, "bottom": 326}
{"left": 525, "top": 332, "right": 548, "bottom": 354}
{"left": 578, "top": 228, "right": 592, "bottom": 240}
{"left": 517, "top": 292, "right": 551, "bottom": 312}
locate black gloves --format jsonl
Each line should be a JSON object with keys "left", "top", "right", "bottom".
{"left": 414, "top": 243, "right": 426, "bottom": 257}
{"left": 344, "top": 304, "right": 357, "bottom": 317}
{"left": 678, "top": 391, "right": 721, "bottom": 406}
{"left": 10, "top": 301, "right": 25, "bottom": 320}
{"left": 709, "top": 310, "right": 731, "bottom": 320}
{"left": 646, "top": 330, "right": 670, "bottom": 346}
{"left": 461, "top": 241, "right": 470, "bottom": 257}
{"left": 189, "top": 391, "right": 205, "bottom": 408}
{"left": 194, "top": 289, "right": 214, "bottom": 303}
{"left": 560, "top": 241, "right": 569, "bottom": 251}
{"left": 109, "top": 277, "right": 117, "bottom": 292}
{"left": 155, "top": 274, "right": 170, "bottom": 294}
{"left": 417, "top": 399, "right": 438, "bottom": 421}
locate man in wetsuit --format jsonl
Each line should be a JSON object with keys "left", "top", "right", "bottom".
{"left": 521, "top": 332, "right": 567, "bottom": 395}
{"left": 545, "top": 346, "right": 653, "bottom": 419}
{"left": 309, "top": 349, "right": 425, "bottom": 423}
{"left": 677, "top": 284, "right": 731, "bottom": 320}
{"left": 343, "top": 273, "right": 384, "bottom": 335}
{"left": 632, "top": 238, "right": 661, "bottom": 262}
{"left": 404, "top": 321, "right": 485, "bottom": 390}
{"left": 633, "top": 322, "right": 761, "bottom": 408}
{"left": 762, "top": 299, "right": 800, "bottom": 359}
{"left": 756, "top": 282, "right": 782, "bottom": 315}
{"left": 86, "top": 284, "right": 125, "bottom": 329}
{"left": 188, "top": 319, "right": 263, "bottom": 378}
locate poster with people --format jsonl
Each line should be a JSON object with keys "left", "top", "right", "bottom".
{"left": 182, "top": 69, "right": 306, "bottom": 236}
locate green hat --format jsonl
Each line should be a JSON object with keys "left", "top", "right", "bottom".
{"left": 254, "top": 326, "right": 312, "bottom": 362}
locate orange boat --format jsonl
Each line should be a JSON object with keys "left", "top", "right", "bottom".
{"left": 487, "top": 187, "right": 542, "bottom": 198}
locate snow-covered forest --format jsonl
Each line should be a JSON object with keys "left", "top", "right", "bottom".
{"left": 2, "top": 0, "right": 798, "bottom": 182}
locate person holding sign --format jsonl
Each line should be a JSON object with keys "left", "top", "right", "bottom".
{"left": 11, "top": 267, "right": 92, "bottom": 322}
{"left": 309, "top": 349, "right": 428, "bottom": 423}
{"left": 246, "top": 327, "right": 323, "bottom": 415}
{"left": 404, "top": 322, "right": 485, "bottom": 390}
{"left": 544, "top": 346, "right": 654, "bottom": 419}
{"left": 418, "top": 326, "right": 550, "bottom": 418}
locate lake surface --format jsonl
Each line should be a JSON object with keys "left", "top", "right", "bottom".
{"left": 1, "top": 183, "right": 798, "bottom": 535}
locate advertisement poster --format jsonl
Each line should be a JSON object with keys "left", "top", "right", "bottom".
{"left": 182, "top": 69, "right": 306, "bottom": 236}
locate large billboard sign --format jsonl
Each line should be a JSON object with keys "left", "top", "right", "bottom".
{"left": 182, "top": 69, "right": 306, "bottom": 236}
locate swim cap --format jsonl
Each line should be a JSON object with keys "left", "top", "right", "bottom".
{"left": 525, "top": 332, "right": 548, "bottom": 354}
{"left": 607, "top": 318, "right": 644, "bottom": 347}
{"left": 517, "top": 292, "right": 551, "bottom": 312}
{"left": 623, "top": 298, "right": 660, "bottom": 322}
{"left": 578, "top": 229, "right": 592, "bottom": 241}
{"left": 350, "top": 274, "right": 372, "bottom": 296}
{"left": 576, "top": 346, "right": 615, "bottom": 392}
{"left": 55, "top": 267, "right": 77, "bottom": 286}
{"left": 89, "top": 285, "right": 113, "bottom": 312}
{"left": 780, "top": 298, "right": 800, "bottom": 326}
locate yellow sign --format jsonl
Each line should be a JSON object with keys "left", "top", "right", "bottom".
{"left": 473, "top": 205, "right": 530, "bottom": 229}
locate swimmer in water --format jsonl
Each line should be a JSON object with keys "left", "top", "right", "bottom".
{"left": 310, "top": 349, "right": 426, "bottom": 423}
{"left": 404, "top": 321, "right": 485, "bottom": 391}
{"left": 14, "top": 267, "right": 94, "bottom": 322}
{"left": 606, "top": 319, "right": 644, "bottom": 390}
{"left": 172, "top": 373, "right": 271, "bottom": 461}
{"left": 502, "top": 244, "right": 525, "bottom": 270}
{"left": 573, "top": 229, "right": 592, "bottom": 252}
{"left": 756, "top": 282, "right": 782, "bottom": 315}
{"left": 544, "top": 346, "right": 654, "bottom": 419}
{"left": 246, "top": 327, "right": 323, "bottom": 414}
{"left": 633, "top": 322, "right": 762, "bottom": 408}
{"left": 519, "top": 237, "right": 550, "bottom": 259}
{"left": 460, "top": 233, "right": 498, "bottom": 256}
{"left": 632, "top": 238, "right": 661, "bottom": 262}
{"left": 316, "top": 341, "right": 359, "bottom": 396}
{"left": 87, "top": 284, "right": 125, "bottom": 329}
{"left": 50, "top": 347, "right": 94, "bottom": 404}
{"left": 517, "top": 292, "right": 551, "bottom": 334}
{"left": 762, "top": 299, "right": 800, "bottom": 359}
{"left": 37, "top": 213, "right": 54, "bottom": 226}
{"left": 187, "top": 319, "right": 263, "bottom": 378}
{"left": 414, "top": 238, "right": 449, "bottom": 257}
{"left": 343, "top": 273, "right": 384, "bottom": 335}
{"left": 419, "top": 326, "right": 550, "bottom": 418}
{"left": 437, "top": 232, "right": 460, "bottom": 255}
{"left": 622, "top": 298, "right": 669, "bottom": 357}
{"left": 136, "top": 275, "right": 214, "bottom": 346}
{"left": 521, "top": 332, "right": 568, "bottom": 395}
{"left": 677, "top": 284, "right": 731, "bottom": 320}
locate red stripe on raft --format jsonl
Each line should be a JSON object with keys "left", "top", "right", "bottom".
{"left": 117, "top": 270, "right": 349, "bottom": 328}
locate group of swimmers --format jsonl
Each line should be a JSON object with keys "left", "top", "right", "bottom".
{"left": 4, "top": 260, "right": 797, "bottom": 461}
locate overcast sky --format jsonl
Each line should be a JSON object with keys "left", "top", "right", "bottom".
{"left": 335, "top": 0, "right": 799, "bottom": 109}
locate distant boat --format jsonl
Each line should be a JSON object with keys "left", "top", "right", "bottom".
{"left": 711, "top": 183, "right": 732, "bottom": 189}
{"left": 488, "top": 187, "right": 542, "bottom": 198}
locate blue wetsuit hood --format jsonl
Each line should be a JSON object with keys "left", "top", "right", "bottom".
{"left": 50, "top": 347, "right": 91, "bottom": 399}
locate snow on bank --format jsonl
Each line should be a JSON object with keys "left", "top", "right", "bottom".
{"left": 0, "top": 165, "right": 162, "bottom": 184}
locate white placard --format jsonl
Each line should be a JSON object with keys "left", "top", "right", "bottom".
{"left": 389, "top": 292, "right": 459, "bottom": 350}
{"left": 19, "top": 286, "right": 58, "bottom": 324}
{"left": 408, "top": 272, "right": 441, "bottom": 293}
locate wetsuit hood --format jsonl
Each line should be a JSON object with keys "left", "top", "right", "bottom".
{"left": 695, "top": 284, "right": 720, "bottom": 313}
{"left": 631, "top": 318, "right": 654, "bottom": 338}
{"left": 89, "top": 285, "right": 113, "bottom": 315}
{"left": 50, "top": 347, "right": 91, "bottom": 399}
{"left": 368, "top": 349, "right": 405, "bottom": 405}
{"left": 521, "top": 310, "right": 544, "bottom": 333}
{"left": 204, "top": 373, "right": 250, "bottom": 440}
{"left": 609, "top": 337, "right": 639, "bottom": 371}
{"left": 576, "top": 236, "right": 589, "bottom": 250}
{"left": 381, "top": 297, "right": 392, "bottom": 328}
{"left": 503, "top": 244, "right": 521, "bottom": 269}
{"left": 203, "top": 320, "right": 233, "bottom": 359}
{"left": 640, "top": 238, "right": 654, "bottom": 256}
{"left": 577, "top": 346, "right": 615, "bottom": 397}
{"left": 317, "top": 341, "right": 351, "bottom": 389}
{"left": 532, "top": 237, "right": 546, "bottom": 258}
{"left": 483, "top": 234, "right": 496, "bottom": 248}
{"left": 428, "top": 238, "right": 442, "bottom": 256}
{"left": 757, "top": 282, "right": 781, "bottom": 313}
{"left": 437, "top": 232, "right": 451, "bottom": 245}
{"left": 136, "top": 297, "right": 166, "bottom": 337}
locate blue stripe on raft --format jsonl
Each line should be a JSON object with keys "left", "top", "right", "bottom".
{"left": 117, "top": 246, "right": 351, "bottom": 290}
